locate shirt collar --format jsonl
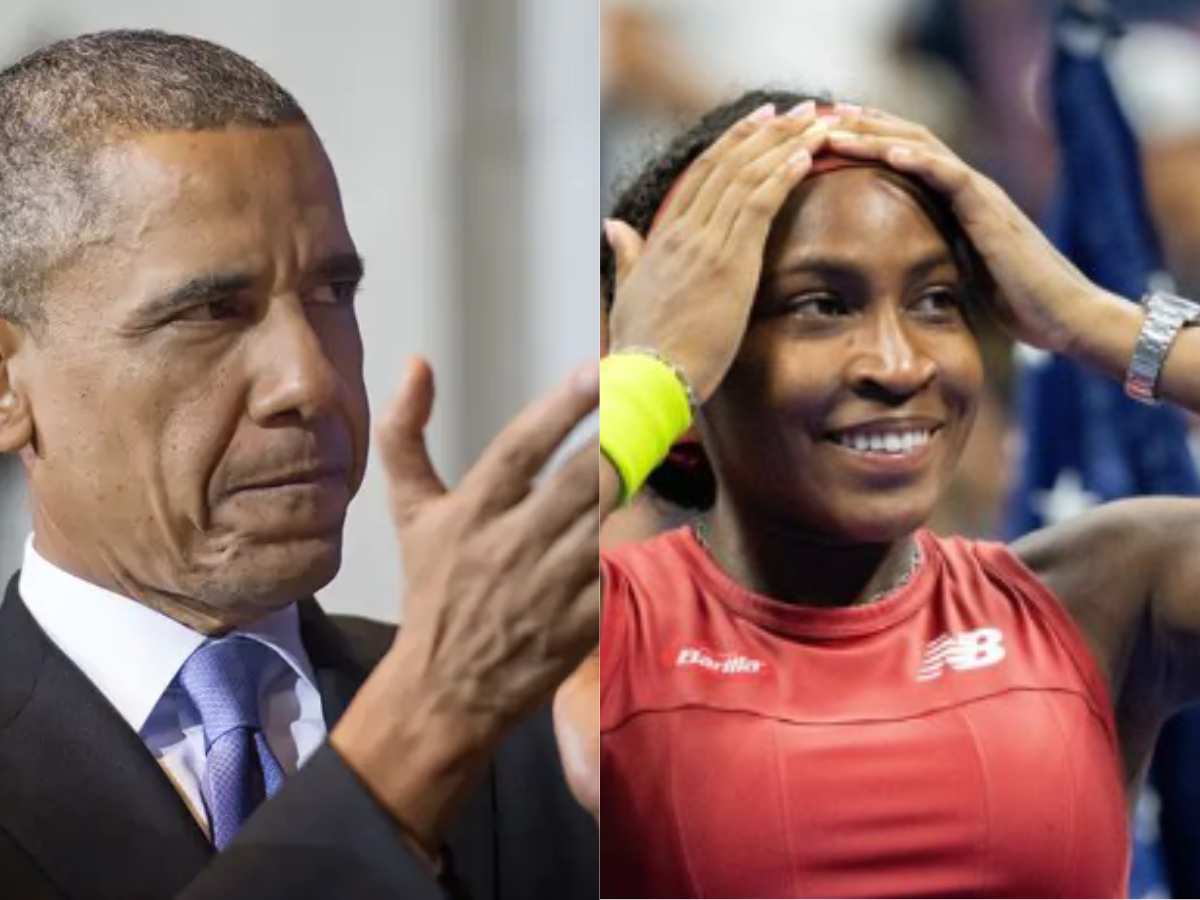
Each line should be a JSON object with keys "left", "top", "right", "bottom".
{"left": 18, "top": 534, "right": 317, "bottom": 735}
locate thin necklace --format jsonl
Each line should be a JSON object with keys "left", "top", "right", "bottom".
{"left": 690, "top": 517, "right": 922, "bottom": 604}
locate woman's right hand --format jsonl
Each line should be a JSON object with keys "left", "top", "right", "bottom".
{"left": 605, "top": 101, "right": 837, "bottom": 402}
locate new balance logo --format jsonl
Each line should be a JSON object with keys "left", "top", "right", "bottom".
{"left": 916, "top": 628, "right": 1006, "bottom": 681}
{"left": 675, "top": 645, "right": 766, "bottom": 675}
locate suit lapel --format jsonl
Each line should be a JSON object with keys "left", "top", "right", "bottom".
{"left": 295, "top": 598, "right": 374, "bottom": 728}
{"left": 0, "top": 575, "right": 212, "bottom": 900}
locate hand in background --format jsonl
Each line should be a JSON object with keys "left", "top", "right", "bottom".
{"left": 554, "top": 653, "right": 599, "bottom": 820}
{"left": 602, "top": 5, "right": 712, "bottom": 118}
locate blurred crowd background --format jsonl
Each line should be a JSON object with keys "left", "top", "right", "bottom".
{"left": 0, "top": 0, "right": 599, "bottom": 622}
{"left": 603, "top": 0, "right": 1200, "bottom": 544}
{"left": 602, "top": 0, "right": 1200, "bottom": 896}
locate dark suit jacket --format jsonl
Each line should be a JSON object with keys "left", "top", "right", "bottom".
{"left": 0, "top": 575, "right": 597, "bottom": 899}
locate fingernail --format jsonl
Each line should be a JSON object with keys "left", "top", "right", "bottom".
{"left": 785, "top": 99, "right": 816, "bottom": 119}
{"left": 574, "top": 360, "right": 600, "bottom": 395}
{"left": 747, "top": 102, "right": 776, "bottom": 122}
{"left": 814, "top": 114, "right": 841, "bottom": 129}
{"left": 602, "top": 218, "right": 617, "bottom": 245}
{"left": 834, "top": 101, "right": 863, "bottom": 116}
{"left": 828, "top": 130, "right": 856, "bottom": 142}
{"left": 889, "top": 146, "right": 913, "bottom": 162}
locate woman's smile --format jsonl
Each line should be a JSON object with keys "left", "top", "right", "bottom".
{"left": 822, "top": 417, "right": 945, "bottom": 477}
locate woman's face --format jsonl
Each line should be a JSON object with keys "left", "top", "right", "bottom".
{"left": 701, "top": 167, "right": 984, "bottom": 542}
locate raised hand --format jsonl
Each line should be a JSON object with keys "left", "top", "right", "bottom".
{"left": 381, "top": 356, "right": 599, "bottom": 726}
{"left": 826, "top": 106, "right": 1102, "bottom": 354}
{"left": 605, "top": 103, "right": 839, "bottom": 401}
{"left": 331, "top": 357, "right": 600, "bottom": 847}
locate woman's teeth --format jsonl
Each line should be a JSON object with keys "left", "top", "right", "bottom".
{"left": 832, "top": 428, "right": 934, "bottom": 455}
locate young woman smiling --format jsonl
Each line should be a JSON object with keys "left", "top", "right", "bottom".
{"left": 596, "top": 90, "right": 1200, "bottom": 898}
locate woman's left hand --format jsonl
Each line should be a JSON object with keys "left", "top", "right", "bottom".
{"left": 825, "top": 106, "right": 1108, "bottom": 354}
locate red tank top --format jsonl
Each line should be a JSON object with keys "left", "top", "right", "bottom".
{"left": 600, "top": 528, "right": 1129, "bottom": 898}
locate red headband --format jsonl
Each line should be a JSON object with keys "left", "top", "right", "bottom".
{"left": 649, "top": 105, "right": 875, "bottom": 235}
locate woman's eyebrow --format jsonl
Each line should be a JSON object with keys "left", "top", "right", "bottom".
{"left": 768, "top": 254, "right": 868, "bottom": 281}
{"left": 774, "top": 249, "right": 957, "bottom": 278}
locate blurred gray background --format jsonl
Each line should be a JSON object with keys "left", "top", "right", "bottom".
{"left": 0, "top": 0, "right": 599, "bottom": 622}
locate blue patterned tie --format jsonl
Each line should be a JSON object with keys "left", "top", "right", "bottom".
{"left": 177, "top": 636, "right": 287, "bottom": 849}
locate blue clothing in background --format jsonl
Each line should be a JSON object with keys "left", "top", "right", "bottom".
{"left": 1003, "top": 4, "right": 1200, "bottom": 897}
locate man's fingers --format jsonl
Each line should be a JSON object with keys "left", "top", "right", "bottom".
{"left": 522, "top": 505, "right": 600, "bottom": 644}
{"left": 534, "top": 502, "right": 601, "bottom": 601}
{"left": 561, "top": 579, "right": 601, "bottom": 661}
{"left": 604, "top": 218, "right": 645, "bottom": 289}
{"left": 511, "top": 436, "right": 600, "bottom": 545}
{"left": 537, "top": 572, "right": 601, "bottom": 664}
{"left": 377, "top": 357, "right": 448, "bottom": 527}
{"left": 462, "top": 361, "right": 600, "bottom": 511}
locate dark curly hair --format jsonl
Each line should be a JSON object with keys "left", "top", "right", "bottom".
{"left": 602, "top": 88, "right": 988, "bottom": 510}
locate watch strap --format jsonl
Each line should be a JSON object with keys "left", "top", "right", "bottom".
{"left": 1124, "top": 291, "right": 1200, "bottom": 405}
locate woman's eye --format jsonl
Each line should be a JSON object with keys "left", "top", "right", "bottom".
{"left": 912, "top": 287, "right": 962, "bottom": 318}
{"left": 784, "top": 294, "right": 849, "bottom": 318}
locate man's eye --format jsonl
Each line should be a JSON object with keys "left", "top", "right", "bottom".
{"left": 176, "top": 296, "right": 244, "bottom": 322}
{"left": 310, "top": 281, "right": 360, "bottom": 306}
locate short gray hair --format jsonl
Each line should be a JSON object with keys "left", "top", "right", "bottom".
{"left": 0, "top": 29, "right": 307, "bottom": 326}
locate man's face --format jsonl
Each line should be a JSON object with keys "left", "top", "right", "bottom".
{"left": 14, "top": 124, "right": 369, "bottom": 631}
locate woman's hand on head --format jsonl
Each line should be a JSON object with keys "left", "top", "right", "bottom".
{"left": 826, "top": 106, "right": 1108, "bottom": 355}
{"left": 605, "top": 102, "right": 838, "bottom": 402}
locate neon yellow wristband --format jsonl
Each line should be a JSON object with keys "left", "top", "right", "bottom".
{"left": 599, "top": 351, "right": 694, "bottom": 503}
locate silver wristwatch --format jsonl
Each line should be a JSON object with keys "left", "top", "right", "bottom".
{"left": 1123, "top": 290, "right": 1200, "bottom": 405}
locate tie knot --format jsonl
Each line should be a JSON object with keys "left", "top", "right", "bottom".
{"left": 178, "top": 637, "right": 276, "bottom": 748}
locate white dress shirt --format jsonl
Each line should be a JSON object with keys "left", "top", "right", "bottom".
{"left": 18, "top": 535, "right": 327, "bottom": 835}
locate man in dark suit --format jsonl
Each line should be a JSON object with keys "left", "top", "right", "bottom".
{"left": 0, "top": 29, "right": 598, "bottom": 899}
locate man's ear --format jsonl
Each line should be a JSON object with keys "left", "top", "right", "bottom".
{"left": 0, "top": 320, "right": 33, "bottom": 454}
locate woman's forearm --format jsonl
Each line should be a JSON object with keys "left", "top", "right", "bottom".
{"left": 1060, "top": 286, "right": 1200, "bottom": 414}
